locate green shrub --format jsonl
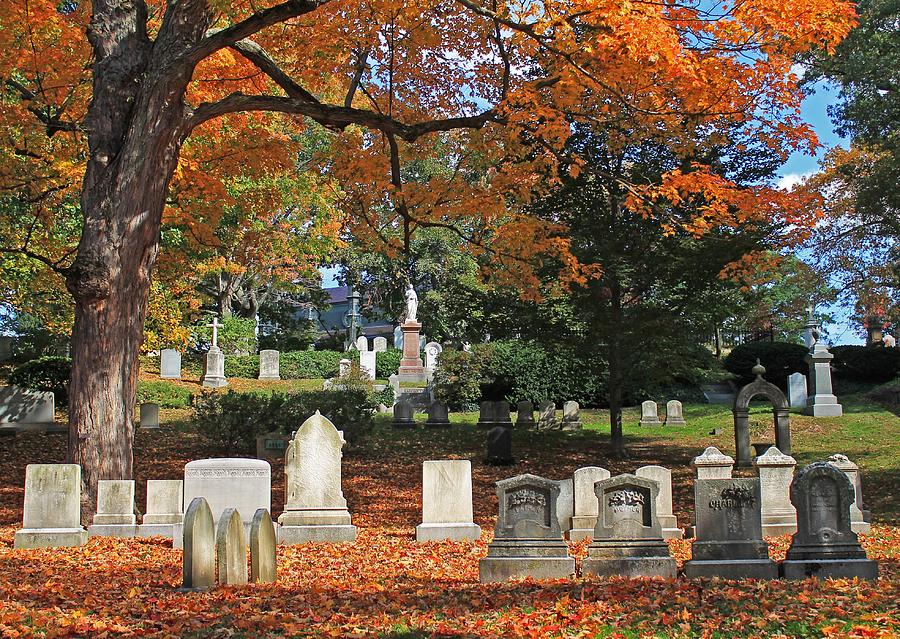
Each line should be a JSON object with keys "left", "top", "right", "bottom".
{"left": 193, "top": 387, "right": 376, "bottom": 453}
{"left": 832, "top": 345, "right": 900, "bottom": 383}
{"left": 281, "top": 350, "right": 354, "bottom": 379}
{"left": 9, "top": 355, "right": 71, "bottom": 405}
{"left": 224, "top": 355, "right": 260, "bottom": 379}
{"left": 432, "top": 347, "right": 493, "bottom": 411}
{"left": 135, "top": 380, "right": 192, "bottom": 408}
{"left": 723, "top": 341, "right": 808, "bottom": 388}
{"left": 376, "top": 349, "right": 403, "bottom": 379}
{"left": 372, "top": 384, "right": 395, "bottom": 407}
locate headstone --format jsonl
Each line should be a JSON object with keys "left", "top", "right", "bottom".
{"left": 355, "top": 335, "right": 368, "bottom": 352}
{"left": 476, "top": 400, "right": 495, "bottom": 428}
{"left": 753, "top": 446, "right": 798, "bottom": 536}
{"left": 561, "top": 401, "right": 583, "bottom": 431}
{"left": 258, "top": 349, "right": 281, "bottom": 381}
{"left": 826, "top": 454, "right": 870, "bottom": 533}
{"left": 182, "top": 458, "right": 271, "bottom": 541}
{"left": 425, "top": 401, "right": 450, "bottom": 427}
{"left": 160, "top": 349, "right": 182, "bottom": 379}
{"left": 14, "top": 464, "right": 88, "bottom": 549}
{"left": 485, "top": 426, "right": 513, "bottom": 465}
{"left": 392, "top": 399, "right": 415, "bottom": 428}
{"left": 665, "top": 400, "right": 686, "bottom": 426}
{"left": 140, "top": 479, "right": 183, "bottom": 538}
{"left": 373, "top": 336, "right": 388, "bottom": 353}
{"left": 803, "top": 343, "right": 843, "bottom": 417}
{"left": 781, "top": 462, "right": 878, "bottom": 579}
{"left": 201, "top": 348, "right": 227, "bottom": 388}
{"left": 0, "top": 386, "right": 55, "bottom": 424}
{"left": 494, "top": 401, "right": 513, "bottom": 427}
{"left": 182, "top": 497, "right": 215, "bottom": 589}
{"left": 537, "top": 401, "right": 556, "bottom": 429}
{"left": 424, "top": 341, "right": 443, "bottom": 370}
{"left": 788, "top": 372, "right": 807, "bottom": 409}
{"left": 515, "top": 401, "right": 535, "bottom": 428}
{"left": 216, "top": 508, "right": 248, "bottom": 585}
{"left": 479, "top": 474, "right": 576, "bottom": 582}
{"left": 338, "top": 358, "right": 351, "bottom": 377}
{"left": 555, "top": 478, "right": 574, "bottom": 533}
{"left": 419, "top": 336, "right": 427, "bottom": 351}
{"left": 639, "top": 400, "right": 661, "bottom": 426}
{"left": 359, "top": 350, "right": 377, "bottom": 379}
{"left": 393, "top": 326, "right": 403, "bottom": 349}
{"left": 581, "top": 474, "right": 677, "bottom": 578}
{"left": 278, "top": 412, "right": 357, "bottom": 543}
{"left": 692, "top": 446, "right": 734, "bottom": 480}
{"left": 635, "top": 465, "right": 682, "bottom": 539}
{"left": 416, "top": 460, "right": 481, "bottom": 541}
{"left": 255, "top": 432, "right": 292, "bottom": 460}
{"left": 88, "top": 479, "right": 138, "bottom": 537}
{"left": 139, "top": 402, "right": 160, "bottom": 429}
{"left": 684, "top": 478, "right": 777, "bottom": 579}
{"left": 568, "top": 466, "right": 611, "bottom": 541}
{"left": 250, "top": 509, "right": 277, "bottom": 583}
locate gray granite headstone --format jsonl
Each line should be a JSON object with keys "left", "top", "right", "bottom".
{"left": 140, "top": 402, "right": 159, "bottom": 429}
{"left": 781, "top": 462, "right": 877, "bottom": 579}
{"left": 477, "top": 400, "right": 496, "bottom": 428}
{"left": 684, "top": 478, "right": 777, "bottom": 578}
{"left": 537, "top": 401, "right": 556, "bottom": 430}
{"left": 392, "top": 399, "right": 415, "bottom": 428}
{"left": 486, "top": 426, "right": 513, "bottom": 465}
{"left": 182, "top": 497, "right": 215, "bottom": 589}
{"left": 160, "top": 349, "right": 181, "bottom": 379}
{"left": 581, "top": 474, "right": 676, "bottom": 578}
{"left": 561, "top": 401, "right": 582, "bottom": 431}
{"left": 494, "top": 401, "right": 513, "bottom": 427}
{"left": 425, "top": 401, "right": 450, "bottom": 427}
{"left": 515, "top": 401, "right": 535, "bottom": 428}
{"left": 479, "top": 474, "right": 575, "bottom": 582}
{"left": 216, "top": 508, "right": 248, "bottom": 585}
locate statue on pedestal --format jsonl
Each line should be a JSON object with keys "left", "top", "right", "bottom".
{"left": 404, "top": 283, "right": 418, "bottom": 324}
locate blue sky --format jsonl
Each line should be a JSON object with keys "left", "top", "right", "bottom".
{"left": 323, "top": 81, "right": 863, "bottom": 344}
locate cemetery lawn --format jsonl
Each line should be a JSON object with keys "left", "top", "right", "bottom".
{"left": 1, "top": 393, "right": 899, "bottom": 638}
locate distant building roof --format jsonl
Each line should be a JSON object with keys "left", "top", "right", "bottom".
{"left": 326, "top": 286, "right": 349, "bottom": 304}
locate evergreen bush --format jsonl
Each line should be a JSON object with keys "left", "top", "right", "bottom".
{"left": 723, "top": 341, "right": 808, "bottom": 388}
{"left": 9, "top": 356, "right": 71, "bottom": 405}
{"left": 832, "top": 345, "right": 900, "bottom": 382}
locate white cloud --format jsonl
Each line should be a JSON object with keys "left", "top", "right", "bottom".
{"left": 776, "top": 172, "right": 813, "bottom": 191}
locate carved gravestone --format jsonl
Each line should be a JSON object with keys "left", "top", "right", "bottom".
{"left": 665, "top": 400, "right": 686, "bottom": 426}
{"left": 485, "top": 426, "right": 513, "bottom": 465}
{"left": 494, "top": 401, "right": 513, "bottom": 428}
{"left": 568, "top": 466, "right": 611, "bottom": 541}
{"left": 515, "top": 401, "right": 535, "bottom": 428}
{"left": 581, "top": 474, "right": 676, "bottom": 578}
{"left": 424, "top": 341, "right": 443, "bottom": 370}
{"left": 14, "top": 464, "right": 88, "bottom": 549}
{"left": 753, "top": 447, "right": 797, "bottom": 536}
{"left": 182, "top": 497, "right": 215, "bottom": 590}
{"left": 781, "top": 463, "right": 878, "bottom": 579}
{"left": 425, "top": 401, "right": 451, "bottom": 427}
{"left": 639, "top": 400, "right": 661, "bottom": 426}
{"left": 477, "top": 401, "right": 496, "bottom": 428}
{"left": 140, "top": 479, "right": 183, "bottom": 538}
{"left": 537, "top": 401, "right": 556, "bottom": 430}
{"left": 683, "top": 478, "right": 777, "bottom": 579}
{"left": 88, "top": 479, "right": 138, "bottom": 538}
{"left": 392, "top": 399, "right": 415, "bottom": 428}
{"left": 216, "top": 508, "right": 248, "bottom": 585}
{"left": 479, "top": 474, "right": 576, "bottom": 582}
{"left": 278, "top": 411, "right": 357, "bottom": 543}
{"left": 250, "top": 509, "right": 277, "bottom": 583}
{"left": 635, "top": 465, "right": 682, "bottom": 539}
{"left": 561, "top": 401, "right": 582, "bottom": 431}
{"left": 258, "top": 349, "right": 281, "bottom": 381}
{"left": 826, "top": 454, "right": 869, "bottom": 533}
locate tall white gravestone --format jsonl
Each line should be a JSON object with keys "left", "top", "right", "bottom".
{"left": 373, "top": 336, "right": 388, "bottom": 353}
{"left": 359, "top": 350, "right": 377, "bottom": 379}
{"left": 160, "top": 349, "right": 182, "bottom": 379}
{"left": 568, "top": 466, "right": 611, "bottom": 541}
{"left": 140, "top": 479, "right": 183, "bottom": 538}
{"left": 788, "top": 372, "right": 807, "bottom": 409}
{"left": 258, "top": 349, "right": 281, "bottom": 381}
{"left": 416, "top": 460, "right": 481, "bottom": 541}
{"left": 753, "top": 446, "right": 797, "bottom": 536}
{"left": 14, "top": 464, "right": 88, "bottom": 549}
{"left": 803, "top": 342, "right": 842, "bottom": 417}
{"left": 635, "top": 465, "right": 682, "bottom": 539}
{"left": 665, "top": 400, "right": 686, "bottom": 426}
{"left": 182, "top": 497, "right": 215, "bottom": 589}
{"left": 278, "top": 411, "right": 357, "bottom": 543}
{"left": 639, "top": 400, "right": 661, "bottom": 426}
{"left": 201, "top": 318, "right": 228, "bottom": 388}
{"left": 424, "top": 342, "right": 443, "bottom": 370}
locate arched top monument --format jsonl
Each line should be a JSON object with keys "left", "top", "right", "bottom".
{"left": 733, "top": 360, "right": 789, "bottom": 414}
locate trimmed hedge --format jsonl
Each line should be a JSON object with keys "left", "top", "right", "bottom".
{"left": 8, "top": 355, "right": 71, "bottom": 405}
{"left": 376, "top": 349, "right": 403, "bottom": 379}
{"left": 832, "top": 345, "right": 900, "bottom": 383}
{"left": 723, "top": 341, "right": 808, "bottom": 388}
{"left": 193, "top": 388, "right": 376, "bottom": 453}
{"left": 136, "top": 380, "right": 192, "bottom": 408}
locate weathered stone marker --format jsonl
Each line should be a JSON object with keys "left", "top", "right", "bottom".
{"left": 182, "top": 458, "right": 271, "bottom": 540}
{"left": 639, "top": 400, "right": 661, "bottom": 426}
{"left": 581, "top": 474, "right": 676, "bottom": 578}
{"left": 826, "top": 454, "right": 870, "bottom": 533}
{"left": 250, "top": 508, "right": 277, "bottom": 583}
{"left": 88, "top": 479, "right": 138, "bottom": 537}
{"left": 416, "top": 460, "right": 481, "bottom": 541}
{"left": 665, "top": 400, "right": 686, "bottom": 426}
{"left": 479, "top": 474, "right": 576, "bottom": 582}
{"left": 140, "top": 479, "right": 183, "bottom": 538}
{"left": 14, "top": 464, "right": 88, "bottom": 549}
{"left": 515, "top": 401, "right": 535, "bottom": 428}
{"left": 182, "top": 497, "right": 215, "bottom": 589}
{"left": 258, "top": 349, "right": 281, "bottom": 381}
{"left": 684, "top": 478, "right": 777, "bottom": 579}
{"left": 216, "top": 508, "right": 249, "bottom": 585}
{"left": 278, "top": 411, "right": 357, "bottom": 543}
{"left": 425, "top": 401, "right": 451, "bottom": 428}
{"left": 561, "top": 401, "right": 583, "bottom": 431}
{"left": 140, "top": 402, "right": 160, "bottom": 429}
{"left": 753, "top": 446, "right": 797, "bottom": 536}
{"left": 568, "top": 466, "right": 611, "bottom": 541}
{"left": 392, "top": 399, "right": 415, "bottom": 429}
{"left": 537, "top": 400, "right": 555, "bottom": 429}
{"left": 635, "top": 465, "right": 682, "bottom": 539}
{"left": 781, "top": 462, "right": 877, "bottom": 580}
{"left": 160, "top": 349, "right": 181, "bottom": 379}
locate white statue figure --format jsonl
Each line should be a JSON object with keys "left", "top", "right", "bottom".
{"left": 404, "top": 283, "right": 418, "bottom": 323}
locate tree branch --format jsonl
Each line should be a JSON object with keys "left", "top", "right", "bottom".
{"left": 230, "top": 39, "right": 321, "bottom": 103}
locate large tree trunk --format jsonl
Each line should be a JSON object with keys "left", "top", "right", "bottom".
{"left": 607, "top": 277, "right": 626, "bottom": 458}
{"left": 65, "top": 1, "right": 206, "bottom": 517}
